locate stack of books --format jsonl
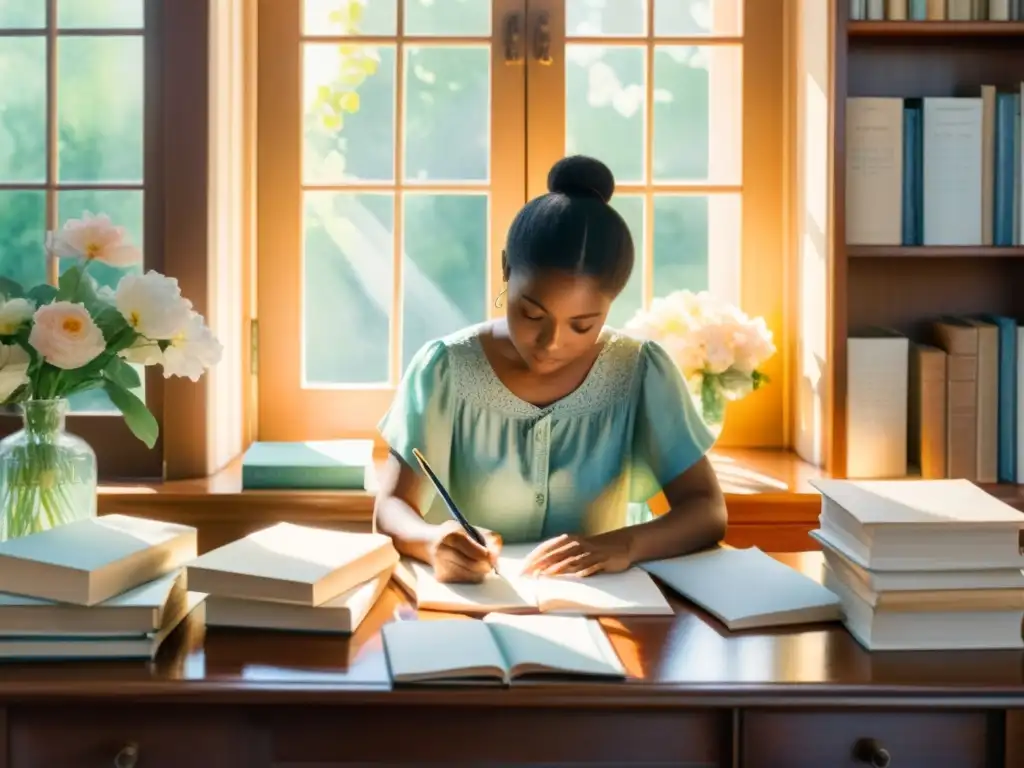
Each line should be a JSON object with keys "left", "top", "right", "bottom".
{"left": 0, "top": 514, "right": 202, "bottom": 660}
{"left": 187, "top": 522, "right": 398, "bottom": 635}
{"left": 810, "top": 478, "right": 1024, "bottom": 651}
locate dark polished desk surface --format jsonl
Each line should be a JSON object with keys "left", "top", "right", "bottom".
{"left": 0, "top": 552, "right": 1021, "bottom": 705}
{"left": 1, "top": 552, "right": 1023, "bottom": 768}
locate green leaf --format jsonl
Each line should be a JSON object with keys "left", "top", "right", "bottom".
{"left": 57, "top": 265, "right": 98, "bottom": 305}
{"left": 102, "top": 379, "right": 158, "bottom": 449}
{"left": 0, "top": 277, "right": 24, "bottom": 300}
{"left": 105, "top": 356, "right": 141, "bottom": 389}
{"left": 26, "top": 284, "right": 58, "bottom": 306}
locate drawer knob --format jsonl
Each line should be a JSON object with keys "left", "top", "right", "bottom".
{"left": 852, "top": 737, "right": 891, "bottom": 767}
{"left": 114, "top": 742, "right": 139, "bottom": 768}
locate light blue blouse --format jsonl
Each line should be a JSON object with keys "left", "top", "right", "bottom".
{"left": 378, "top": 324, "right": 716, "bottom": 544}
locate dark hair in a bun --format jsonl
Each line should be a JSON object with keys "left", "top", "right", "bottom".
{"left": 503, "top": 155, "right": 634, "bottom": 295}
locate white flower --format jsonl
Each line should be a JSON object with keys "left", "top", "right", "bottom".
{"left": 0, "top": 343, "right": 29, "bottom": 401}
{"left": 160, "top": 313, "right": 223, "bottom": 382}
{"left": 47, "top": 211, "right": 141, "bottom": 267}
{"left": 28, "top": 302, "right": 106, "bottom": 370}
{"left": 115, "top": 271, "right": 193, "bottom": 339}
{"left": 0, "top": 298, "right": 35, "bottom": 335}
{"left": 119, "top": 338, "right": 164, "bottom": 366}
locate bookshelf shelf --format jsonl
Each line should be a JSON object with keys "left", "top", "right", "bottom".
{"left": 847, "top": 246, "right": 1024, "bottom": 258}
{"left": 848, "top": 21, "right": 1024, "bottom": 37}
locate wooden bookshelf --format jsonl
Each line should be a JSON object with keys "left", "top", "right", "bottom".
{"left": 848, "top": 21, "right": 1024, "bottom": 37}
{"left": 787, "top": 2, "right": 1024, "bottom": 491}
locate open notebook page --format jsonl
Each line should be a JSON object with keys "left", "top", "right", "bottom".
{"left": 483, "top": 613, "right": 626, "bottom": 679}
{"left": 382, "top": 619, "right": 508, "bottom": 683}
{"left": 407, "top": 546, "right": 537, "bottom": 613}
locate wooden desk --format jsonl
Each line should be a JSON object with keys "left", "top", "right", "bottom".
{"left": 0, "top": 553, "right": 1022, "bottom": 768}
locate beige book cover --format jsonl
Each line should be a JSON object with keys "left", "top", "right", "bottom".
{"left": 932, "top": 319, "right": 979, "bottom": 480}
{"left": 0, "top": 515, "right": 197, "bottom": 606}
{"left": 186, "top": 522, "right": 398, "bottom": 606}
{"left": 926, "top": 0, "right": 945, "bottom": 18}
{"left": 382, "top": 613, "right": 626, "bottom": 685}
{"left": 0, "top": 592, "right": 206, "bottom": 660}
{"left": 908, "top": 343, "right": 947, "bottom": 479}
{"left": 845, "top": 98, "right": 903, "bottom": 245}
{"left": 964, "top": 318, "right": 999, "bottom": 483}
{"left": 846, "top": 328, "right": 909, "bottom": 478}
{"left": 204, "top": 566, "right": 392, "bottom": 634}
{"left": 397, "top": 544, "right": 672, "bottom": 617}
{"left": 0, "top": 569, "right": 186, "bottom": 636}
{"left": 981, "top": 85, "right": 997, "bottom": 245}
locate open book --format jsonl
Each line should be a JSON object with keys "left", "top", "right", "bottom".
{"left": 394, "top": 544, "right": 673, "bottom": 616}
{"left": 382, "top": 613, "right": 626, "bottom": 685}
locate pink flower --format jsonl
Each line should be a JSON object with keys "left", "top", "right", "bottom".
{"left": 47, "top": 211, "right": 141, "bottom": 267}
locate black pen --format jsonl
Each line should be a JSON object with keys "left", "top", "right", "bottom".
{"left": 411, "top": 448, "right": 500, "bottom": 576}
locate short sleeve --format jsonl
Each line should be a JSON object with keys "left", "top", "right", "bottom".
{"left": 630, "top": 341, "right": 716, "bottom": 503}
{"left": 377, "top": 339, "right": 451, "bottom": 470}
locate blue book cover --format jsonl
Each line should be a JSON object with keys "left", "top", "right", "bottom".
{"left": 994, "top": 93, "right": 1018, "bottom": 247}
{"left": 909, "top": 0, "right": 927, "bottom": 18}
{"left": 902, "top": 99, "right": 923, "bottom": 246}
{"left": 982, "top": 314, "right": 1018, "bottom": 483}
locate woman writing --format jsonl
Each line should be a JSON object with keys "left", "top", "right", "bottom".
{"left": 374, "top": 155, "right": 726, "bottom": 583}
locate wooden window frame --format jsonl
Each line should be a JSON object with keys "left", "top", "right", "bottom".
{"left": 252, "top": 0, "right": 787, "bottom": 450}
{"left": 0, "top": 0, "right": 225, "bottom": 481}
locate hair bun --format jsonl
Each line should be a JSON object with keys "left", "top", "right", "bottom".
{"left": 547, "top": 155, "right": 615, "bottom": 204}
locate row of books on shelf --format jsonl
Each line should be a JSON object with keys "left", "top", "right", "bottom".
{"left": 846, "top": 89, "right": 1024, "bottom": 247}
{"left": 851, "top": 0, "right": 1024, "bottom": 20}
{"left": 848, "top": 317, "right": 1024, "bottom": 482}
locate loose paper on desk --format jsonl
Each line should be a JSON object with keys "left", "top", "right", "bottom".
{"left": 398, "top": 544, "right": 673, "bottom": 616}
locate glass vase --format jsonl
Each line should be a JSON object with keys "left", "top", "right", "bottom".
{"left": 0, "top": 399, "right": 97, "bottom": 541}
{"left": 697, "top": 374, "right": 727, "bottom": 437}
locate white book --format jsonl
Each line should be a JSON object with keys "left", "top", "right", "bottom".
{"left": 846, "top": 330, "right": 909, "bottom": 478}
{"left": 810, "top": 478, "right": 1024, "bottom": 570}
{"left": 819, "top": 538, "right": 1024, "bottom": 592}
{"left": 923, "top": 97, "right": 984, "bottom": 245}
{"left": 845, "top": 98, "right": 903, "bottom": 245}
{"left": 381, "top": 614, "right": 626, "bottom": 685}
{"left": 204, "top": 567, "right": 392, "bottom": 634}
{"left": 825, "top": 570, "right": 1024, "bottom": 651}
{"left": 640, "top": 547, "right": 841, "bottom": 630}
{"left": 0, "top": 592, "right": 206, "bottom": 661}
{"left": 990, "top": 0, "right": 1011, "bottom": 20}
{"left": 0, "top": 570, "right": 186, "bottom": 636}
{"left": 0, "top": 515, "right": 197, "bottom": 606}
{"left": 1018, "top": 326, "right": 1024, "bottom": 484}
{"left": 395, "top": 544, "right": 672, "bottom": 617}
{"left": 186, "top": 522, "right": 399, "bottom": 606}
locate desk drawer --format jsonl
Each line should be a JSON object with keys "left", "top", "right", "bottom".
{"left": 7, "top": 706, "right": 255, "bottom": 768}
{"left": 267, "top": 706, "right": 728, "bottom": 766}
{"left": 742, "top": 710, "right": 992, "bottom": 768}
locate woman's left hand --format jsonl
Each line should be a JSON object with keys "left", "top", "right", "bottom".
{"left": 520, "top": 533, "right": 631, "bottom": 577}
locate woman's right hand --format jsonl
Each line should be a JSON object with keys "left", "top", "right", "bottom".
{"left": 428, "top": 520, "right": 502, "bottom": 583}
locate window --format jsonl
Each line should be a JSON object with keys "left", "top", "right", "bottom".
{"left": 0, "top": 0, "right": 163, "bottom": 477}
{"left": 257, "top": 0, "right": 785, "bottom": 447}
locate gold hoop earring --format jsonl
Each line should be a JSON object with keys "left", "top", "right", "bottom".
{"left": 494, "top": 286, "right": 508, "bottom": 309}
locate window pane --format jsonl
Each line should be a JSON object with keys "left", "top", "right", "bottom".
{"left": 654, "top": 46, "right": 741, "bottom": 184}
{"left": 566, "top": 0, "right": 645, "bottom": 37}
{"left": 304, "top": 43, "right": 396, "bottom": 183}
{"left": 303, "top": 0, "right": 397, "bottom": 36}
{"left": 655, "top": 0, "right": 742, "bottom": 36}
{"left": 607, "top": 195, "right": 643, "bottom": 330}
{"left": 304, "top": 192, "right": 393, "bottom": 385}
{"left": 0, "top": 38, "right": 46, "bottom": 183}
{"left": 653, "top": 194, "right": 741, "bottom": 305}
{"left": 58, "top": 0, "right": 143, "bottom": 29}
{"left": 58, "top": 36, "right": 144, "bottom": 183}
{"left": 404, "top": 46, "right": 489, "bottom": 182}
{"left": 0, "top": 1, "right": 44, "bottom": 28}
{"left": 0, "top": 190, "right": 45, "bottom": 288}
{"left": 402, "top": 193, "right": 487, "bottom": 369}
{"left": 403, "top": 0, "right": 490, "bottom": 36}
{"left": 58, "top": 190, "right": 144, "bottom": 413}
{"left": 565, "top": 45, "right": 645, "bottom": 184}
